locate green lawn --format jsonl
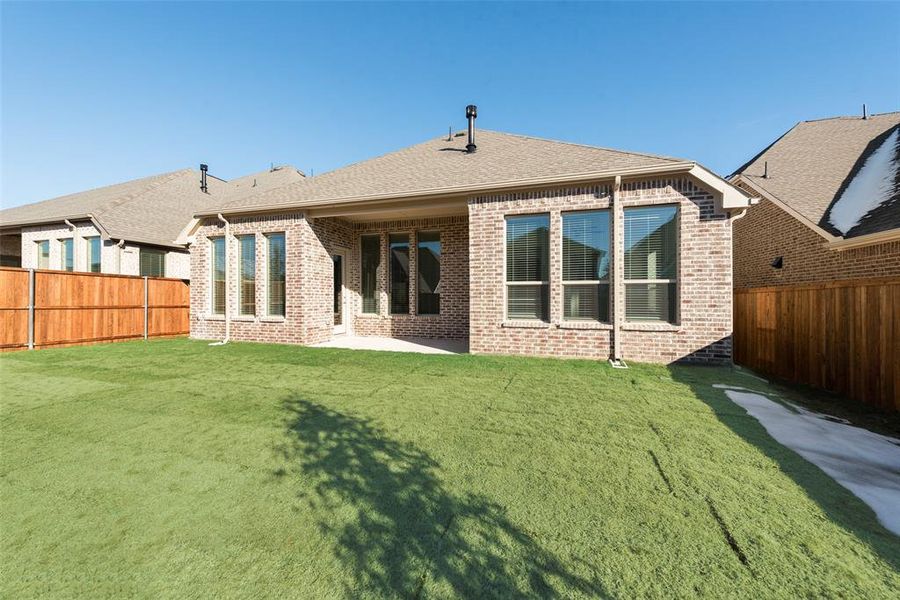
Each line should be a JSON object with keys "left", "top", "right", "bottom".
{"left": 1, "top": 339, "right": 898, "bottom": 598}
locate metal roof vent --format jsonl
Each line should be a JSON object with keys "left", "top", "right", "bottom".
{"left": 466, "top": 105, "right": 477, "bottom": 153}
{"left": 200, "top": 164, "right": 208, "bottom": 193}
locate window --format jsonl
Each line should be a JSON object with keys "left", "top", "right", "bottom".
{"left": 60, "top": 238, "right": 74, "bottom": 271}
{"left": 562, "top": 211, "right": 610, "bottom": 322}
{"left": 139, "top": 248, "right": 165, "bottom": 277}
{"left": 361, "top": 234, "right": 380, "bottom": 314}
{"left": 506, "top": 214, "right": 549, "bottom": 321}
{"left": 624, "top": 205, "right": 678, "bottom": 323}
{"left": 267, "top": 233, "right": 285, "bottom": 317}
{"left": 238, "top": 235, "right": 256, "bottom": 316}
{"left": 86, "top": 237, "right": 101, "bottom": 273}
{"left": 210, "top": 237, "right": 226, "bottom": 315}
{"left": 36, "top": 240, "right": 50, "bottom": 269}
{"left": 417, "top": 231, "right": 441, "bottom": 315}
{"left": 389, "top": 234, "right": 409, "bottom": 314}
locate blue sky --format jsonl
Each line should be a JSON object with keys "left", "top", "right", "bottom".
{"left": 2, "top": 1, "right": 898, "bottom": 208}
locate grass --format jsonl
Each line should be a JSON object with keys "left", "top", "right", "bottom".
{"left": 1, "top": 338, "right": 898, "bottom": 598}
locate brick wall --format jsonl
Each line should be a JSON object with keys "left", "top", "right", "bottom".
{"left": 468, "top": 178, "right": 734, "bottom": 364}
{"left": 19, "top": 221, "right": 190, "bottom": 277}
{"left": 190, "top": 213, "right": 311, "bottom": 344}
{"left": 350, "top": 216, "right": 469, "bottom": 339}
{"left": 189, "top": 213, "right": 468, "bottom": 345}
{"left": 733, "top": 197, "right": 900, "bottom": 288}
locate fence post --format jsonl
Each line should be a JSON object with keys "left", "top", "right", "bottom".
{"left": 143, "top": 276, "right": 149, "bottom": 340}
{"left": 27, "top": 269, "right": 35, "bottom": 350}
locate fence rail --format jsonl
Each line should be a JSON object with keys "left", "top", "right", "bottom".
{"left": 733, "top": 277, "right": 900, "bottom": 412}
{"left": 0, "top": 267, "right": 189, "bottom": 351}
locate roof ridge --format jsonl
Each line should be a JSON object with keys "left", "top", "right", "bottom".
{"left": 799, "top": 111, "right": 900, "bottom": 124}
{"left": 479, "top": 129, "right": 684, "bottom": 163}
{"left": 92, "top": 169, "right": 193, "bottom": 221}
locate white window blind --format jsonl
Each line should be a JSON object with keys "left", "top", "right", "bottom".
{"left": 210, "top": 237, "right": 226, "bottom": 315}
{"left": 238, "top": 235, "right": 256, "bottom": 316}
{"left": 506, "top": 214, "right": 549, "bottom": 321}
{"left": 139, "top": 248, "right": 165, "bottom": 277}
{"left": 624, "top": 205, "right": 677, "bottom": 323}
{"left": 562, "top": 211, "right": 610, "bottom": 322}
{"left": 267, "top": 233, "right": 285, "bottom": 317}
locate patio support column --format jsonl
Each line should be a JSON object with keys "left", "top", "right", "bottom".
{"left": 612, "top": 175, "right": 624, "bottom": 361}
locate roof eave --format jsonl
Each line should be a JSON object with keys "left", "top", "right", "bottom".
{"left": 194, "top": 161, "right": 705, "bottom": 219}
{"left": 826, "top": 227, "right": 900, "bottom": 250}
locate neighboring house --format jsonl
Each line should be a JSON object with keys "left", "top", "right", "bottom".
{"left": 0, "top": 165, "right": 304, "bottom": 278}
{"left": 183, "top": 108, "right": 753, "bottom": 363}
{"left": 730, "top": 111, "right": 900, "bottom": 288}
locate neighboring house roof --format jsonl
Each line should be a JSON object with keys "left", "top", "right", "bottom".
{"left": 0, "top": 165, "right": 304, "bottom": 248}
{"left": 201, "top": 130, "right": 749, "bottom": 217}
{"left": 225, "top": 165, "right": 306, "bottom": 202}
{"left": 731, "top": 112, "right": 900, "bottom": 241}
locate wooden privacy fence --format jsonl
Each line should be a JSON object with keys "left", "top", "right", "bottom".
{"left": 733, "top": 277, "right": 900, "bottom": 412}
{"left": 0, "top": 267, "right": 189, "bottom": 351}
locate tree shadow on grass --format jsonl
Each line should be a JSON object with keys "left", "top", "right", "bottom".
{"left": 274, "top": 395, "right": 608, "bottom": 599}
{"left": 668, "top": 365, "right": 900, "bottom": 572}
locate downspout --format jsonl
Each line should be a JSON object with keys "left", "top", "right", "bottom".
{"left": 209, "top": 213, "right": 231, "bottom": 346}
{"left": 609, "top": 175, "right": 627, "bottom": 368}
{"left": 115, "top": 239, "right": 125, "bottom": 273}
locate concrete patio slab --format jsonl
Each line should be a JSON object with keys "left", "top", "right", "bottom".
{"left": 312, "top": 335, "right": 469, "bottom": 355}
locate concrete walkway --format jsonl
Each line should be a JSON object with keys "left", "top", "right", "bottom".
{"left": 718, "top": 384, "right": 900, "bottom": 536}
{"left": 312, "top": 335, "right": 469, "bottom": 355}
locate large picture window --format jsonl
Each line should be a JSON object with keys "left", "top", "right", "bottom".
{"left": 417, "top": 231, "right": 440, "bottom": 315}
{"left": 60, "top": 238, "right": 74, "bottom": 271}
{"left": 624, "top": 205, "right": 677, "bottom": 323}
{"left": 389, "top": 233, "right": 409, "bottom": 314}
{"left": 211, "top": 237, "right": 226, "bottom": 315}
{"left": 361, "top": 234, "right": 381, "bottom": 314}
{"left": 87, "top": 237, "right": 101, "bottom": 273}
{"left": 506, "top": 214, "right": 549, "bottom": 321}
{"left": 562, "top": 211, "right": 610, "bottom": 322}
{"left": 36, "top": 240, "right": 50, "bottom": 269}
{"left": 267, "top": 233, "right": 285, "bottom": 316}
{"left": 139, "top": 248, "right": 165, "bottom": 277}
{"left": 238, "top": 235, "right": 256, "bottom": 316}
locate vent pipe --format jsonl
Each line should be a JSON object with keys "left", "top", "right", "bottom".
{"left": 465, "top": 105, "right": 477, "bottom": 153}
{"left": 862, "top": 103, "right": 868, "bottom": 120}
{"left": 200, "top": 163, "right": 209, "bottom": 193}
{"left": 763, "top": 161, "right": 768, "bottom": 179}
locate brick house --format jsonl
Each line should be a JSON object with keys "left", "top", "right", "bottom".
{"left": 730, "top": 111, "right": 900, "bottom": 288}
{"left": 184, "top": 109, "right": 753, "bottom": 363}
{"left": 0, "top": 165, "right": 304, "bottom": 279}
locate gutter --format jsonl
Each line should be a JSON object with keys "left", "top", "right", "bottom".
{"left": 209, "top": 213, "right": 231, "bottom": 346}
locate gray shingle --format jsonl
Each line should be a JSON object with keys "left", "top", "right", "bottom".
{"left": 210, "top": 130, "right": 685, "bottom": 214}
{"left": 733, "top": 112, "right": 900, "bottom": 238}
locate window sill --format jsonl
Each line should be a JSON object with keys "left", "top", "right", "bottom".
{"left": 558, "top": 321, "right": 613, "bottom": 330}
{"left": 622, "top": 322, "right": 681, "bottom": 332}
{"left": 232, "top": 315, "right": 257, "bottom": 323}
{"left": 502, "top": 320, "right": 550, "bottom": 329}
{"left": 357, "top": 313, "right": 384, "bottom": 319}
{"left": 259, "top": 316, "right": 286, "bottom": 323}
{"left": 205, "top": 315, "right": 225, "bottom": 321}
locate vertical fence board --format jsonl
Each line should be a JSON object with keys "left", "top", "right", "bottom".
{"left": 0, "top": 267, "right": 189, "bottom": 350}
{"left": 735, "top": 277, "right": 900, "bottom": 412}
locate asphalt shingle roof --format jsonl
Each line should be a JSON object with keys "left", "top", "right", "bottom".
{"left": 0, "top": 166, "right": 305, "bottom": 247}
{"left": 733, "top": 112, "right": 900, "bottom": 238}
{"left": 211, "top": 130, "right": 686, "bottom": 214}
